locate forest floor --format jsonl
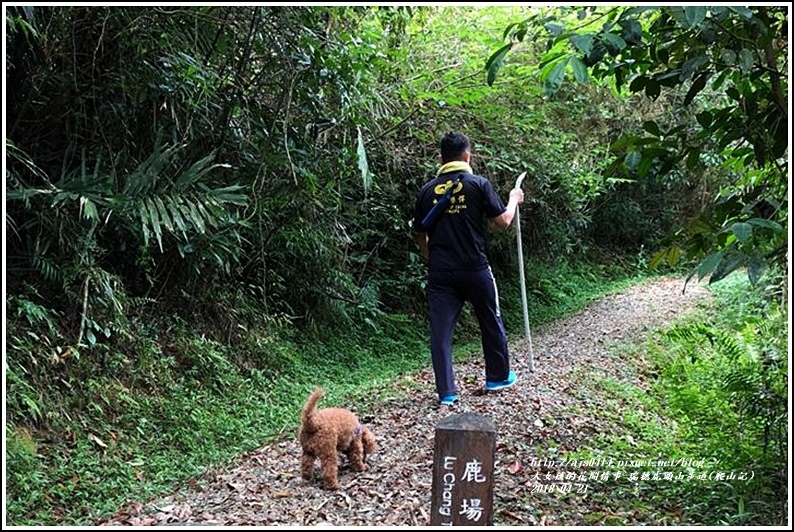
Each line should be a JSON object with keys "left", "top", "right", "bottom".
{"left": 99, "top": 276, "right": 713, "bottom": 527}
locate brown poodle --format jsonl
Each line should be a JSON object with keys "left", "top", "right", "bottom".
{"left": 298, "top": 387, "right": 377, "bottom": 490}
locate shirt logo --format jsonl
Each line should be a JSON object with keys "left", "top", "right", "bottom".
{"left": 434, "top": 180, "right": 464, "bottom": 196}
{"left": 432, "top": 180, "right": 467, "bottom": 214}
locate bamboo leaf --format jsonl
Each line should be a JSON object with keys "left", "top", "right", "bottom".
{"left": 138, "top": 201, "right": 151, "bottom": 246}
{"left": 209, "top": 185, "right": 247, "bottom": 205}
{"left": 357, "top": 126, "right": 371, "bottom": 196}
{"left": 167, "top": 196, "right": 188, "bottom": 236}
{"left": 154, "top": 197, "right": 174, "bottom": 233}
{"left": 195, "top": 199, "right": 218, "bottom": 229}
{"left": 80, "top": 197, "right": 99, "bottom": 221}
{"left": 186, "top": 200, "right": 207, "bottom": 234}
{"left": 145, "top": 198, "right": 163, "bottom": 252}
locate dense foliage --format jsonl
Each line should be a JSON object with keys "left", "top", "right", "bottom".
{"left": 4, "top": 5, "right": 788, "bottom": 526}
{"left": 487, "top": 5, "right": 788, "bottom": 288}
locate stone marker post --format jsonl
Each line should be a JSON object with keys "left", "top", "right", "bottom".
{"left": 430, "top": 412, "right": 496, "bottom": 526}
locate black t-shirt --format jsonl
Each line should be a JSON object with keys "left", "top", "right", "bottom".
{"left": 413, "top": 171, "right": 507, "bottom": 272}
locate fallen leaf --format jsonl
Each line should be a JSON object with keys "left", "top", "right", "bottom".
{"left": 88, "top": 433, "right": 107, "bottom": 448}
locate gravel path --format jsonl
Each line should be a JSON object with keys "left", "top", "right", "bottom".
{"left": 100, "top": 276, "right": 712, "bottom": 526}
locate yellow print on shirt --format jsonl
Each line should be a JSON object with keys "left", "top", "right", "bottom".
{"left": 432, "top": 181, "right": 467, "bottom": 214}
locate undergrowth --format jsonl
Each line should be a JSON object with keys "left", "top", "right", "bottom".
{"left": 561, "top": 271, "right": 788, "bottom": 526}
{"left": 5, "top": 257, "right": 647, "bottom": 526}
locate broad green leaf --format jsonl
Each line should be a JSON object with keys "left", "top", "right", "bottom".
{"left": 624, "top": 151, "right": 641, "bottom": 172}
{"left": 720, "top": 48, "right": 737, "bottom": 66}
{"left": 643, "top": 121, "right": 661, "bottom": 136}
{"left": 619, "top": 18, "right": 643, "bottom": 45}
{"left": 569, "top": 56, "right": 588, "bottom": 83}
{"left": 685, "top": 148, "right": 701, "bottom": 170}
{"left": 684, "top": 6, "right": 706, "bottom": 28}
{"left": 684, "top": 72, "right": 709, "bottom": 106}
{"left": 746, "top": 218, "right": 782, "bottom": 231}
{"left": 746, "top": 255, "right": 766, "bottom": 285}
{"left": 570, "top": 33, "right": 595, "bottom": 55}
{"left": 542, "top": 57, "right": 568, "bottom": 95}
{"left": 728, "top": 6, "right": 753, "bottom": 19}
{"left": 697, "top": 251, "right": 724, "bottom": 281}
{"left": 637, "top": 156, "right": 654, "bottom": 177}
{"left": 709, "top": 251, "right": 746, "bottom": 284}
{"left": 609, "top": 135, "right": 641, "bottom": 151}
{"left": 544, "top": 22, "right": 564, "bottom": 36}
{"left": 600, "top": 32, "right": 626, "bottom": 54}
{"left": 486, "top": 43, "right": 512, "bottom": 86}
{"left": 730, "top": 222, "right": 752, "bottom": 243}
{"left": 644, "top": 78, "right": 660, "bottom": 99}
{"left": 656, "top": 69, "right": 683, "bottom": 87}
{"left": 738, "top": 49, "right": 754, "bottom": 73}
{"left": 538, "top": 50, "right": 568, "bottom": 69}
{"left": 696, "top": 111, "right": 712, "bottom": 128}
{"left": 681, "top": 56, "right": 708, "bottom": 81}
{"left": 85, "top": 329, "right": 96, "bottom": 346}
{"left": 629, "top": 75, "right": 646, "bottom": 93}
{"left": 667, "top": 6, "right": 687, "bottom": 27}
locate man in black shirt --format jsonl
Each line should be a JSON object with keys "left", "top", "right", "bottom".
{"left": 413, "top": 132, "right": 524, "bottom": 405}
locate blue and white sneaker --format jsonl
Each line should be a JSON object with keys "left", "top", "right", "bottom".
{"left": 485, "top": 370, "right": 518, "bottom": 392}
{"left": 439, "top": 395, "right": 460, "bottom": 406}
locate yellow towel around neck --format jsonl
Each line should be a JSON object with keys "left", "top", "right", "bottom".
{"left": 437, "top": 161, "right": 472, "bottom": 176}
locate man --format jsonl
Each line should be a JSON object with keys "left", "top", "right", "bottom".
{"left": 412, "top": 131, "right": 524, "bottom": 406}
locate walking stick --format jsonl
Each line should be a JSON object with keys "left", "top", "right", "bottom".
{"left": 514, "top": 172, "right": 534, "bottom": 372}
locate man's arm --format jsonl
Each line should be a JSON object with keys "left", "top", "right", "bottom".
{"left": 490, "top": 188, "right": 524, "bottom": 230}
{"left": 415, "top": 231, "right": 429, "bottom": 263}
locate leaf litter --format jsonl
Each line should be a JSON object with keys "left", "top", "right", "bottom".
{"left": 98, "top": 276, "right": 711, "bottom": 526}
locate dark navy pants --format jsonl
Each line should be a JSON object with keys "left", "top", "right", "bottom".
{"left": 427, "top": 266, "right": 511, "bottom": 399}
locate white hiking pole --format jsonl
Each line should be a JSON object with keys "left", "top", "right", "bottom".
{"left": 514, "top": 172, "right": 534, "bottom": 372}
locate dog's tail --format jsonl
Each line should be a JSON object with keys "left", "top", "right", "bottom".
{"left": 301, "top": 387, "right": 324, "bottom": 432}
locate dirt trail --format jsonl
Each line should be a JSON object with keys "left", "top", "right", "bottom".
{"left": 100, "top": 276, "right": 712, "bottom": 526}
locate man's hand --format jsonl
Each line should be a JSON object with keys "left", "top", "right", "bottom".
{"left": 509, "top": 187, "right": 524, "bottom": 205}
{"left": 491, "top": 187, "right": 525, "bottom": 230}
